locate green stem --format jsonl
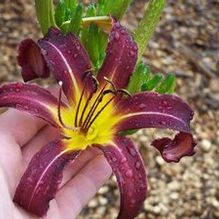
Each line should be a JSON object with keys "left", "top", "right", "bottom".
{"left": 134, "top": 0, "right": 165, "bottom": 63}
{"left": 113, "top": 0, "right": 132, "bottom": 19}
{"left": 62, "top": 16, "right": 110, "bottom": 27}
{"left": 35, "top": 0, "right": 57, "bottom": 35}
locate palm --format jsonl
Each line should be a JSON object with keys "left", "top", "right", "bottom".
{"left": 0, "top": 110, "right": 112, "bottom": 219}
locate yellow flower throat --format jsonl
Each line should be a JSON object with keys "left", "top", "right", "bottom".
{"left": 56, "top": 80, "right": 124, "bottom": 151}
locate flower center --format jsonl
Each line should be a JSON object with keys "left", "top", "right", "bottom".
{"left": 86, "top": 124, "right": 98, "bottom": 140}
{"left": 57, "top": 74, "right": 131, "bottom": 142}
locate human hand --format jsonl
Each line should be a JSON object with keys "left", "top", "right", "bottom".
{"left": 0, "top": 109, "right": 112, "bottom": 219}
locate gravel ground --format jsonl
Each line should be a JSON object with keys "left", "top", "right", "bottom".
{"left": 0, "top": 0, "right": 219, "bottom": 219}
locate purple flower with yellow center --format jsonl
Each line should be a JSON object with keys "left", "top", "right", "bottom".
{"left": 0, "top": 19, "right": 196, "bottom": 219}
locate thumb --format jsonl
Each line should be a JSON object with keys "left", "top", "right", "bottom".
{"left": 0, "top": 166, "right": 14, "bottom": 219}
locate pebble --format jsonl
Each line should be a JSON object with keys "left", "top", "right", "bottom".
{"left": 88, "top": 199, "right": 98, "bottom": 208}
{"left": 98, "top": 196, "right": 108, "bottom": 206}
{"left": 200, "top": 139, "right": 212, "bottom": 152}
{"left": 209, "top": 79, "right": 219, "bottom": 93}
{"left": 170, "top": 192, "right": 179, "bottom": 200}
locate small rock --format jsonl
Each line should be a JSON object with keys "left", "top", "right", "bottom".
{"left": 98, "top": 196, "right": 108, "bottom": 206}
{"left": 170, "top": 192, "right": 179, "bottom": 200}
{"left": 209, "top": 79, "right": 219, "bottom": 92}
{"left": 88, "top": 199, "right": 98, "bottom": 208}
{"left": 156, "top": 156, "right": 165, "bottom": 165}
{"left": 200, "top": 139, "right": 212, "bottom": 152}
{"left": 167, "top": 181, "right": 181, "bottom": 191}
{"left": 98, "top": 186, "right": 109, "bottom": 194}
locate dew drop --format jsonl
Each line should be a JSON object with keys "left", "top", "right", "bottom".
{"left": 162, "top": 100, "right": 168, "bottom": 106}
{"left": 125, "top": 169, "right": 133, "bottom": 178}
{"left": 139, "top": 103, "right": 146, "bottom": 109}
{"left": 76, "top": 45, "right": 80, "bottom": 51}
{"left": 161, "top": 120, "right": 166, "bottom": 125}
{"left": 127, "top": 146, "right": 137, "bottom": 157}
{"left": 135, "top": 161, "right": 141, "bottom": 170}
{"left": 112, "top": 157, "right": 117, "bottom": 162}
{"left": 41, "top": 49, "right": 48, "bottom": 56}
{"left": 114, "top": 32, "right": 120, "bottom": 40}
{"left": 67, "top": 49, "right": 71, "bottom": 54}
{"left": 74, "top": 53, "right": 78, "bottom": 59}
{"left": 115, "top": 22, "right": 120, "bottom": 28}
{"left": 120, "top": 157, "right": 127, "bottom": 164}
{"left": 158, "top": 106, "right": 163, "bottom": 110}
{"left": 129, "top": 50, "right": 135, "bottom": 57}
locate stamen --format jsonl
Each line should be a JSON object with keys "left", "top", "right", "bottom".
{"left": 74, "top": 87, "right": 85, "bottom": 127}
{"left": 76, "top": 72, "right": 99, "bottom": 127}
{"left": 84, "top": 96, "right": 116, "bottom": 132}
{"left": 104, "top": 77, "right": 117, "bottom": 92}
{"left": 116, "top": 89, "right": 132, "bottom": 97}
{"left": 81, "top": 84, "right": 107, "bottom": 130}
{"left": 57, "top": 82, "right": 75, "bottom": 131}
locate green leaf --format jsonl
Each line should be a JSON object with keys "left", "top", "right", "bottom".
{"left": 97, "top": 0, "right": 132, "bottom": 19}
{"left": 86, "top": 4, "right": 97, "bottom": 17}
{"left": 68, "top": 4, "right": 83, "bottom": 35}
{"left": 35, "top": 0, "right": 57, "bottom": 35}
{"left": 65, "top": 0, "right": 77, "bottom": 12}
{"left": 134, "top": 0, "right": 165, "bottom": 63}
{"left": 142, "top": 74, "right": 163, "bottom": 91}
{"left": 87, "top": 24, "right": 100, "bottom": 68}
{"left": 127, "top": 62, "right": 150, "bottom": 94}
{"left": 155, "top": 73, "right": 176, "bottom": 94}
{"left": 55, "top": 0, "right": 66, "bottom": 26}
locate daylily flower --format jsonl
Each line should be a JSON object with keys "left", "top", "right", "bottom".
{"left": 0, "top": 19, "right": 196, "bottom": 219}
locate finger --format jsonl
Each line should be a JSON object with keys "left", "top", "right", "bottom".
{"left": 0, "top": 167, "right": 14, "bottom": 219}
{"left": 0, "top": 125, "right": 58, "bottom": 195}
{"left": 22, "top": 125, "right": 59, "bottom": 164}
{"left": 0, "top": 109, "right": 46, "bottom": 147}
{"left": 61, "top": 147, "right": 102, "bottom": 187}
{"left": 55, "top": 155, "right": 112, "bottom": 219}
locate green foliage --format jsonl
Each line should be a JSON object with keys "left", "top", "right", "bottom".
{"left": 35, "top": 0, "right": 57, "bottom": 35}
{"left": 97, "top": 0, "right": 132, "bottom": 19}
{"left": 35, "top": 0, "right": 174, "bottom": 93}
{"left": 128, "top": 62, "right": 150, "bottom": 94}
{"left": 68, "top": 4, "right": 83, "bottom": 35}
{"left": 128, "top": 62, "right": 176, "bottom": 94}
{"left": 134, "top": 0, "right": 165, "bottom": 63}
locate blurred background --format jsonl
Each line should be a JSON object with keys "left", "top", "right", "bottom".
{"left": 0, "top": 0, "right": 219, "bottom": 218}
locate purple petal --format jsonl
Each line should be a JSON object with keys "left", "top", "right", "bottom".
{"left": 14, "top": 140, "right": 80, "bottom": 216}
{"left": 38, "top": 28, "right": 93, "bottom": 101}
{"left": 99, "top": 136, "right": 147, "bottom": 219}
{"left": 115, "top": 92, "right": 196, "bottom": 161}
{"left": 97, "top": 19, "right": 138, "bottom": 89}
{"left": 152, "top": 132, "right": 196, "bottom": 162}
{"left": 17, "top": 39, "right": 50, "bottom": 82}
{"left": 0, "top": 82, "right": 64, "bottom": 127}
{"left": 116, "top": 92, "right": 194, "bottom": 131}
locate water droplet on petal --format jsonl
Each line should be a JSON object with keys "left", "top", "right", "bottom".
{"left": 161, "top": 121, "right": 166, "bottom": 125}
{"left": 112, "top": 157, "right": 117, "bottom": 162}
{"left": 135, "top": 161, "right": 141, "bottom": 170}
{"left": 120, "top": 157, "right": 127, "bottom": 164}
{"left": 114, "top": 32, "right": 120, "bottom": 40}
{"left": 127, "top": 146, "right": 137, "bottom": 157}
{"left": 76, "top": 45, "right": 80, "bottom": 51}
{"left": 139, "top": 103, "right": 146, "bottom": 109}
{"left": 125, "top": 169, "right": 133, "bottom": 178}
